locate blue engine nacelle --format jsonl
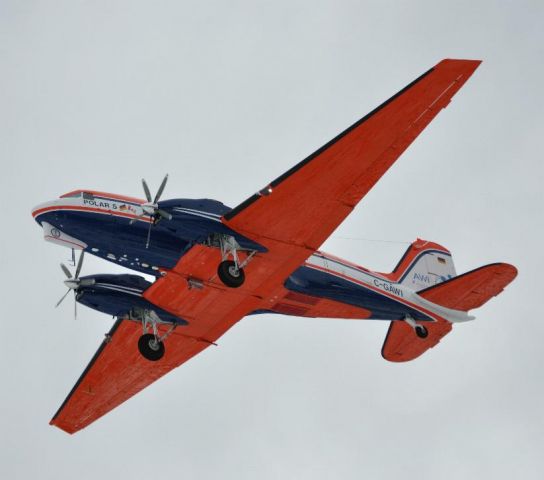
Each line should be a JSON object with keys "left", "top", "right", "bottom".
{"left": 75, "top": 273, "right": 187, "bottom": 325}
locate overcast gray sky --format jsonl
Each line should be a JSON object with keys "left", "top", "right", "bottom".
{"left": 1, "top": 1, "right": 543, "bottom": 478}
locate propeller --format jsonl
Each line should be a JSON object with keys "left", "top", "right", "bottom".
{"left": 130, "top": 174, "right": 173, "bottom": 248}
{"left": 55, "top": 251, "right": 95, "bottom": 319}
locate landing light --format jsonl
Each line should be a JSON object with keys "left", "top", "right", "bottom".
{"left": 259, "top": 185, "right": 273, "bottom": 196}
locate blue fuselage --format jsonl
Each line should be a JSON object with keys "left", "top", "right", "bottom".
{"left": 33, "top": 192, "right": 432, "bottom": 323}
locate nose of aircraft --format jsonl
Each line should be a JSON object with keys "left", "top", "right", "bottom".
{"left": 31, "top": 198, "right": 64, "bottom": 224}
{"left": 31, "top": 197, "right": 88, "bottom": 250}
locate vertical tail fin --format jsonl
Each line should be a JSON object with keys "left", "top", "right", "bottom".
{"left": 385, "top": 238, "right": 456, "bottom": 290}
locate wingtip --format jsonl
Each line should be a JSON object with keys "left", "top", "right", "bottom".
{"left": 439, "top": 58, "right": 483, "bottom": 64}
{"left": 499, "top": 262, "right": 519, "bottom": 282}
{"left": 436, "top": 58, "right": 483, "bottom": 72}
{"left": 486, "top": 262, "right": 518, "bottom": 283}
{"left": 50, "top": 419, "right": 77, "bottom": 435}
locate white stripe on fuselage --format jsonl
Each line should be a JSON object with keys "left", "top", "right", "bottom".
{"left": 173, "top": 207, "right": 221, "bottom": 217}
{"left": 172, "top": 207, "right": 222, "bottom": 222}
{"left": 91, "top": 283, "right": 143, "bottom": 296}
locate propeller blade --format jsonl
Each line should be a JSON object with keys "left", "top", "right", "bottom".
{"left": 157, "top": 208, "right": 172, "bottom": 221}
{"left": 154, "top": 174, "right": 169, "bottom": 203}
{"left": 55, "top": 288, "right": 71, "bottom": 308}
{"left": 74, "top": 291, "right": 77, "bottom": 320}
{"left": 142, "top": 179, "right": 152, "bottom": 202}
{"left": 60, "top": 263, "right": 72, "bottom": 279}
{"left": 75, "top": 251, "right": 85, "bottom": 278}
{"left": 145, "top": 221, "right": 152, "bottom": 249}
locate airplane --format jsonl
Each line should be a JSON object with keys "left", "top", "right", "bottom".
{"left": 31, "top": 59, "right": 517, "bottom": 434}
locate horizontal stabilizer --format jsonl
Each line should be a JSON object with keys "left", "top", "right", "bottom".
{"left": 381, "top": 319, "right": 452, "bottom": 362}
{"left": 417, "top": 263, "right": 517, "bottom": 311}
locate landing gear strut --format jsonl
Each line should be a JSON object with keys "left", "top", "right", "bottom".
{"left": 404, "top": 315, "right": 428, "bottom": 339}
{"left": 213, "top": 234, "right": 256, "bottom": 288}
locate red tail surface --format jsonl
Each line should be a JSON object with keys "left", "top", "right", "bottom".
{"left": 417, "top": 263, "right": 518, "bottom": 311}
{"left": 382, "top": 263, "right": 517, "bottom": 362}
{"left": 382, "top": 318, "right": 452, "bottom": 363}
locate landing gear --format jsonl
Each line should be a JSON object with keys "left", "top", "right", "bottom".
{"left": 131, "top": 308, "right": 177, "bottom": 361}
{"left": 415, "top": 325, "right": 428, "bottom": 339}
{"left": 212, "top": 234, "right": 256, "bottom": 288}
{"left": 404, "top": 315, "right": 428, "bottom": 340}
{"left": 138, "top": 333, "right": 165, "bottom": 361}
{"left": 217, "top": 260, "right": 245, "bottom": 288}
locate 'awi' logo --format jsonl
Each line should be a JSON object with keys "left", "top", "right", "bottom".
{"left": 413, "top": 272, "right": 431, "bottom": 284}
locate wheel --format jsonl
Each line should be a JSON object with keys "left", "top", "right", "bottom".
{"left": 138, "top": 333, "right": 165, "bottom": 361}
{"left": 415, "top": 325, "right": 428, "bottom": 339}
{"left": 217, "top": 260, "right": 245, "bottom": 288}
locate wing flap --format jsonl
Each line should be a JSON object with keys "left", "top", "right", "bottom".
{"left": 417, "top": 263, "right": 518, "bottom": 311}
{"left": 381, "top": 318, "right": 453, "bottom": 362}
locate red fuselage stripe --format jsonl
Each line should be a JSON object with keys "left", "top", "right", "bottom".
{"left": 44, "top": 235, "right": 86, "bottom": 248}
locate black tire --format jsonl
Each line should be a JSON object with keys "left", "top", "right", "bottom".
{"left": 415, "top": 325, "right": 428, "bottom": 339}
{"left": 217, "top": 260, "right": 245, "bottom": 288}
{"left": 138, "top": 333, "right": 165, "bottom": 361}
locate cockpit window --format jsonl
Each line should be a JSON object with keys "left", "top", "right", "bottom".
{"left": 60, "top": 191, "right": 81, "bottom": 198}
{"left": 61, "top": 190, "right": 97, "bottom": 200}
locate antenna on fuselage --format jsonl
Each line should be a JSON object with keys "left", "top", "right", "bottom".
{"left": 68, "top": 248, "right": 76, "bottom": 267}
{"left": 129, "top": 174, "right": 172, "bottom": 249}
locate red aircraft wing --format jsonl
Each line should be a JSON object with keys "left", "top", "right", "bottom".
{"left": 50, "top": 319, "right": 216, "bottom": 434}
{"left": 51, "top": 244, "right": 300, "bottom": 434}
{"left": 145, "top": 58, "right": 483, "bottom": 398}
{"left": 224, "top": 59, "right": 481, "bottom": 252}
